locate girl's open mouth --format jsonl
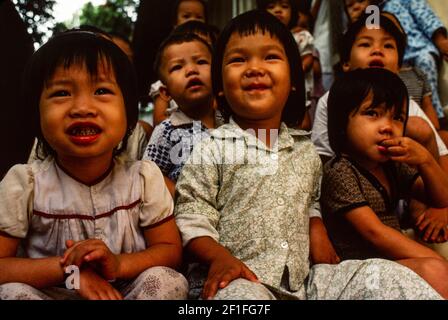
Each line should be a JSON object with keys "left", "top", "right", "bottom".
{"left": 67, "top": 122, "right": 102, "bottom": 145}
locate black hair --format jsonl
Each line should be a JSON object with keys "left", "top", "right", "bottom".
{"left": 340, "top": 11, "right": 407, "bottom": 67}
{"left": 172, "top": 0, "right": 208, "bottom": 26}
{"left": 256, "top": 0, "right": 299, "bottom": 29}
{"left": 327, "top": 68, "right": 409, "bottom": 156}
{"left": 212, "top": 9, "right": 306, "bottom": 127}
{"left": 171, "top": 20, "right": 220, "bottom": 46}
{"left": 21, "top": 30, "right": 138, "bottom": 159}
{"left": 77, "top": 24, "right": 112, "bottom": 39}
{"left": 153, "top": 32, "right": 213, "bottom": 83}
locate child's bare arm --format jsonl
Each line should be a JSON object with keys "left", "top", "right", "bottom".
{"left": 382, "top": 137, "right": 448, "bottom": 206}
{"left": 421, "top": 96, "right": 440, "bottom": 130}
{"left": 433, "top": 28, "right": 448, "bottom": 61}
{"left": 61, "top": 218, "right": 183, "bottom": 281}
{"left": 153, "top": 95, "right": 170, "bottom": 126}
{"left": 309, "top": 217, "right": 340, "bottom": 265}
{"left": 346, "top": 206, "right": 443, "bottom": 260}
{"left": 302, "top": 54, "right": 314, "bottom": 74}
{"left": 0, "top": 232, "right": 65, "bottom": 288}
{"left": 186, "top": 236, "right": 258, "bottom": 300}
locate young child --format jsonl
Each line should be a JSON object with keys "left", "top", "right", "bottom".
{"left": 341, "top": 0, "right": 447, "bottom": 147}
{"left": 256, "top": 0, "right": 314, "bottom": 129}
{"left": 311, "top": 12, "right": 448, "bottom": 248}
{"left": 144, "top": 33, "right": 216, "bottom": 197}
{"left": 150, "top": 20, "right": 216, "bottom": 126}
{"left": 0, "top": 31, "right": 188, "bottom": 300}
{"left": 174, "top": 10, "right": 441, "bottom": 300}
{"left": 321, "top": 68, "right": 448, "bottom": 298}
{"left": 172, "top": 0, "right": 207, "bottom": 27}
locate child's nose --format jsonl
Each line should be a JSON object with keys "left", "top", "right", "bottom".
{"left": 69, "top": 97, "right": 97, "bottom": 118}
{"left": 185, "top": 64, "right": 199, "bottom": 76}
{"left": 379, "top": 119, "right": 393, "bottom": 135}
{"left": 244, "top": 63, "right": 265, "bottom": 78}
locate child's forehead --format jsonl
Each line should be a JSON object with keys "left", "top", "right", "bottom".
{"left": 355, "top": 26, "right": 396, "bottom": 42}
{"left": 164, "top": 40, "right": 210, "bottom": 58}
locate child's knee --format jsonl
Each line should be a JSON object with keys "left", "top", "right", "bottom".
{"left": 129, "top": 266, "right": 188, "bottom": 300}
{"left": 406, "top": 117, "right": 435, "bottom": 144}
{"left": 214, "top": 278, "right": 275, "bottom": 300}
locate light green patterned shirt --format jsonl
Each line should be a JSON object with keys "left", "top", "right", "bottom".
{"left": 174, "top": 119, "right": 322, "bottom": 291}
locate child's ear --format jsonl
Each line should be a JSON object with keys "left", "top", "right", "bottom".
{"left": 342, "top": 62, "right": 351, "bottom": 72}
{"left": 159, "top": 86, "right": 172, "bottom": 102}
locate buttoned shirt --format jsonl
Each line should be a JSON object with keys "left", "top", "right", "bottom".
{"left": 174, "top": 118, "right": 322, "bottom": 291}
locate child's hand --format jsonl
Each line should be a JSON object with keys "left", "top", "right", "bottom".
{"left": 61, "top": 239, "right": 120, "bottom": 281}
{"left": 202, "top": 252, "right": 259, "bottom": 300}
{"left": 309, "top": 217, "right": 340, "bottom": 265}
{"left": 433, "top": 30, "right": 448, "bottom": 61}
{"left": 381, "top": 137, "right": 431, "bottom": 166}
{"left": 76, "top": 268, "right": 123, "bottom": 300}
{"left": 415, "top": 207, "right": 448, "bottom": 243}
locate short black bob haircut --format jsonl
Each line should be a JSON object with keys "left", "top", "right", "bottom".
{"left": 172, "top": 0, "right": 208, "bottom": 26}
{"left": 171, "top": 20, "right": 220, "bottom": 46}
{"left": 153, "top": 32, "right": 213, "bottom": 84}
{"left": 327, "top": 68, "right": 409, "bottom": 156}
{"left": 21, "top": 30, "right": 138, "bottom": 159}
{"left": 340, "top": 11, "right": 407, "bottom": 67}
{"left": 212, "top": 9, "right": 306, "bottom": 127}
{"left": 256, "top": 0, "right": 299, "bottom": 29}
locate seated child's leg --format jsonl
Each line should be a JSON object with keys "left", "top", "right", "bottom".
{"left": 414, "top": 54, "right": 444, "bottom": 118}
{"left": 397, "top": 258, "right": 448, "bottom": 299}
{"left": 120, "top": 266, "right": 188, "bottom": 300}
{"left": 0, "top": 283, "right": 51, "bottom": 300}
{"left": 305, "top": 259, "right": 442, "bottom": 300}
{"left": 213, "top": 278, "right": 276, "bottom": 300}
{"left": 405, "top": 116, "right": 439, "bottom": 159}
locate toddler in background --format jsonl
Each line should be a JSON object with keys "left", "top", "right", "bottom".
{"left": 144, "top": 33, "right": 216, "bottom": 196}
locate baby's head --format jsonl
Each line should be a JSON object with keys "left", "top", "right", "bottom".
{"left": 340, "top": 11, "right": 406, "bottom": 73}
{"left": 328, "top": 68, "right": 409, "bottom": 162}
{"left": 22, "top": 30, "right": 138, "bottom": 159}
{"left": 212, "top": 10, "right": 306, "bottom": 127}
{"left": 343, "top": 0, "right": 383, "bottom": 23}
{"left": 154, "top": 32, "right": 213, "bottom": 118}
{"left": 171, "top": 20, "right": 220, "bottom": 47}
{"left": 256, "top": 0, "right": 298, "bottom": 29}
{"left": 173, "top": 0, "right": 207, "bottom": 27}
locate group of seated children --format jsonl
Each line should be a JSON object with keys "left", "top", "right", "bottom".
{"left": 0, "top": 0, "right": 448, "bottom": 300}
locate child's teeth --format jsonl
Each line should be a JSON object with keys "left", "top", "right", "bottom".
{"left": 73, "top": 128, "right": 98, "bottom": 136}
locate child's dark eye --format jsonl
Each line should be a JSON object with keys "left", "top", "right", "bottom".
{"left": 365, "top": 110, "right": 378, "bottom": 117}
{"left": 384, "top": 43, "right": 396, "bottom": 49}
{"left": 394, "top": 115, "right": 405, "bottom": 122}
{"left": 95, "top": 88, "right": 113, "bottom": 95}
{"left": 197, "top": 59, "right": 210, "bottom": 65}
{"left": 358, "top": 42, "right": 370, "bottom": 47}
{"left": 170, "top": 65, "right": 182, "bottom": 73}
{"left": 228, "top": 56, "right": 245, "bottom": 64}
{"left": 266, "top": 54, "right": 281, "bottom": 60}
{"left": 50, "top": 90, "right": 70, "bottom": 98}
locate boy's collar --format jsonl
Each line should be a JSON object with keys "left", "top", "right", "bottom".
{"left": 169, "top": 110, "right": 195, "bottom": 127}
{"left": 212, "top": 117, "right": 309, "bottom": 151}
